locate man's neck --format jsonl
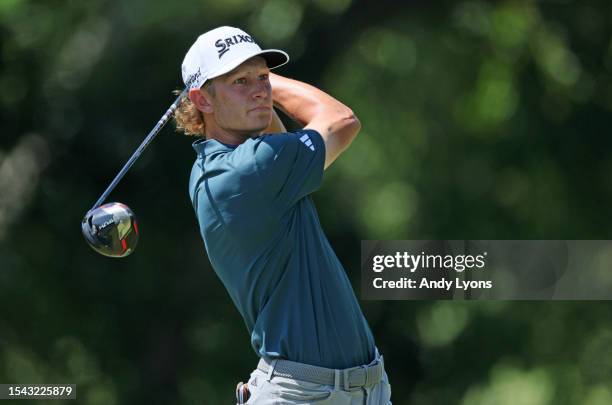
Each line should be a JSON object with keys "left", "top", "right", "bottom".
{"left": 205, "top": 129, "right": 261, "bottom": 145}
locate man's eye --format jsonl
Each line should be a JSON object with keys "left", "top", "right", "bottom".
{"left": 259, "top": 74, "right": 269, "bottom": 81}
{"left": 234, "top": 78, "right": 247, "bottom": 85}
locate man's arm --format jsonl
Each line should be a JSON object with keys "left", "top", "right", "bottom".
{"left": 269, "top": 73, "right": 361, "bottom": 170}
{"left": 262, "top": 109, "right": 287, "bottom": 134}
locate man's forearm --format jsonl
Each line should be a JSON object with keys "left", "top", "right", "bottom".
{"left": 270, "top": 73, "right": 361, "bottom": 169}
{"left": 270, "top": 73, "right": 354, "bottom": 127}
{"left": 263, "top": 109, "right": 287, "bottom": 134}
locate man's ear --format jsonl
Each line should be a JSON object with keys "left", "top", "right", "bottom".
{"left": 189, "top": 88, "right": 214, "bottom": 114}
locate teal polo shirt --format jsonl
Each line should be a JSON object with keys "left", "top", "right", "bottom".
{"left": 189, "top": 129, "right": 375, "bottom": 369}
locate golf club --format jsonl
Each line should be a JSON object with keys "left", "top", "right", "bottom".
{"left": 81, "top": 74, "right": 198, "bottom": 258}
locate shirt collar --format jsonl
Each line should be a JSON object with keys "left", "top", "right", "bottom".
{"left": 192, "top": 138, "right": 238, "bottom": 156}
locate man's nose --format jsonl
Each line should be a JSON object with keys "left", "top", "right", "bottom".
{"left": 252, "top": 81, "right": 270, "bottom": 99}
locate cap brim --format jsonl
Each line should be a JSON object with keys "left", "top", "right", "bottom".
{"left": 259, "top": 49, "right": 289, "bottom": 70}
{"left": 207, "top": 49, "right": 289, "bottom": 81}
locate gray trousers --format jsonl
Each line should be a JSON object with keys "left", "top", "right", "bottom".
{"left": 238, "top": 351, "right": 392, "bottom": 404}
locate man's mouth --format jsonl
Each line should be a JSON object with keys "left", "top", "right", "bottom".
{"left": 249, "top": 105, "right": 272, "bottom": 112}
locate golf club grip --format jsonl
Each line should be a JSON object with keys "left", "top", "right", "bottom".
{"left": 91, "top": 88, "right": 188, "bottom": 210}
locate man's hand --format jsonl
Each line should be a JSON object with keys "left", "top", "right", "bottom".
{"left": 270, "top": 73, "right": 361, "bottom": 169}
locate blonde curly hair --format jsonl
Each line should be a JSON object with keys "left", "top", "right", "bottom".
{"left": 173, "top": 94, "right": 205, "bottom": 137}
{"left": 173, "top": 83, "right": 215, "bottom": 137}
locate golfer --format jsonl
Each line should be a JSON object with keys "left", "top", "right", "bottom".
{"left": 176, "top": 26, "right": 392, "bottom": 404}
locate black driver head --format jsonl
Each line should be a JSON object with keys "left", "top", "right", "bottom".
{"left": 81, "top": 202, "right": 139, "bottom": 258}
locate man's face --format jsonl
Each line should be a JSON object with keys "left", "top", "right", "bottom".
{"left": 205, "top": 56, "right": 272, "bottom": 137}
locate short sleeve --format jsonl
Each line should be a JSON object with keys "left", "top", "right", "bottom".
{"left": 252, "top": 129, "right": 325, "bottom": 209}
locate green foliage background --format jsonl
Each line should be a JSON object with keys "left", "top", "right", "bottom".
{"left": 1, "top": 0, "right": 612, "bottom": 404}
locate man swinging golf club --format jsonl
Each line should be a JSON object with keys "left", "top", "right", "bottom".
{"left": 176, "top": 26, "right": 392, "bottom": 404}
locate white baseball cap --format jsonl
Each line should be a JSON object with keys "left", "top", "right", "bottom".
{"left": 181, "top": 26, "right": 289, "bottom": 89}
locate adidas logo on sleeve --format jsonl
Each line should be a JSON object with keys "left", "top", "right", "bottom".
{"left": 299, "top": 133, "right": 315, "bottom": 151}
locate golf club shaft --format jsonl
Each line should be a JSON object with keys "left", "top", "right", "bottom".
{"left": 91, "top": 86, "right": 189, "bottom": 211}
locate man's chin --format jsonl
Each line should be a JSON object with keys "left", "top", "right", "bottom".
{"left": 242, "top": 125, "right": 268, "bottom": 137}
{"left": 235, "top": 117, "right": 273, "bottom": 137}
